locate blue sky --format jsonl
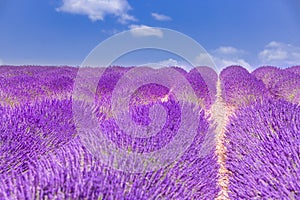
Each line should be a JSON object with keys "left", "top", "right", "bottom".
{"left": 0, "top": 0, "right": 300, "bottom": 70}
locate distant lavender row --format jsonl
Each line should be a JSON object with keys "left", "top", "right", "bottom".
{"left": 220, "top": 65, "right": 300, "bottom": 107}
{"left": 0, "top": 66, "right": 217, "bottom": 109}
{"left": 0, "top": 66, "right": 77, "bottom": 106}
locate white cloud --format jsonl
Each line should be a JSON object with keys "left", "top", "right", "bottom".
{"left": 260, "top": 49, "right": 288, "bottom": 61}
{"left": 128, "top": 25, "right": 163, "bottom": 38}
{"left": 258, "top": 41, "right": 300, "bottom": 66}
{"left": 56, "top": 0, "right": 136, "bottom": 24}
{"left": 213, "top": 57, "right": 251, "bottom": 70}
{"left": 195, "top": 53, "right": 215, "bottom": 67}
{"left": 0, "top": 59, "right": 3, "bottom": 65}
{"left": 139, "top": 58, "right": 191, "bottom": 71}
{"left": 139, "top": 59, "right": 179, "bottom": 68}
{"left": 118, "top": 13, "right": 136, "bottom": 24}
{"left": 266, "top": 41, "right": 282, "bottom": 48}
{"left": 157, "top": 58, "right": 191, "bottom": 68}
{"left": 151, "top": 13, "right": 172, "bottom": 21}
{"left": 157, "top": 58, "right": 180, "bottom": 66}
{"left": 195, "top": 46, "right": 252, "bottom": 72}
{"left": 101, "top": 28, "right": 120, "bottom": 35}
{"left": 214, "top": 46, "right": 241, "bottom": 55}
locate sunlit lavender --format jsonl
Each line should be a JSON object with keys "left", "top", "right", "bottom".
{"left": 0, "top": 65, "right": 299, "bottom": 199}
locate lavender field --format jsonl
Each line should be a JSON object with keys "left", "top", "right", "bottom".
{"left": 0, "top": 65, "right": 299, "bottom": 199}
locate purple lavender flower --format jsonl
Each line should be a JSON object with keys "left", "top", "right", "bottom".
{"left": 252, "top": 66, "right": 281, "bottom": 87}
{"left": 220, "top": 65, "right": 270, "bottom": 107}
{"left": 285, "top": 65, "right": 300, "bottom": 76}
{"left": 0, "top": 98, "right": 75, "bottom": 174}
{"left": 253, "top": 66, "right": 300, "bottom": 104}
{"left": 186, "top": 67, "right": 217, "bottom": 109}
{"left": 225, "top": 99, "right": 300, "bottom": 199}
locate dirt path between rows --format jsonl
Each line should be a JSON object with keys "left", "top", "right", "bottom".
{"left": 209, "top": 78, "right": 235, "bottom": 200}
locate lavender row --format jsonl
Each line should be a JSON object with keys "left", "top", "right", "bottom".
{"left": 220, "top": 66, "right": 269, "bottom": 107}
{"left": 252, "top": 65, "right": 300, "bottom": 105}
{"left": 0, "top": 136, "right": 219, "bottom": 199}
{"left": 224, "top": 99, "right": 300, "bottom": 199}
{"left": 220, "top": 65, "right": 300, "bottom": 107}
{"left": 0, "top": 65, "right": 219, "bottom": 199}
{"left": 0, "top": 98, "right": 219, "bottom": 199}
{"left": 0, "top": 98, "right": 76, "bottom": 174}
{"left": 0, "top": 66, "right": 217, "bottom": 110}
{"left": 0, "top": 66, "right": 77, "bottom": 106}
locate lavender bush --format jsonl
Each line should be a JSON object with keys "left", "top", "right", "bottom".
{"left": 224, "top": 99, "right": 300, "bottom": 199}
{"left": 285, "top": 65, "right": 300, "bottom": 76}
{"left": 251, "top": 66, "right": 281, "bottom": 87}
{"left": 253, "top": 66, "right": 300, "bottom": 104}
{"left": 220, "top": 65, "right": 270, "bottom": 107}
{"left": 0, "top": 98, "right": 76, "bottom": 174}
{"left": 194, "top": 66, "right": 218, "bottom": 105}
{"left": 0, "top": 66, "right": 77, "bottom": 106}
{"left": 187, "top": 67, "right": 217, "bottom": 109}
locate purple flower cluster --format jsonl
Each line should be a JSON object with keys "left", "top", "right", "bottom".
{"left": 187, "top": 67, "right": 217, "bottom": 109}
{"left": 220, "top": 65, "right": 270, "bottom": 107}
{"left": 252, "top": 66, "right": 300, "bottom": 104}
{"left": 0, "top": 98, "right": 76, "bottom": 174}
{"left": 0, "top": 66, "right": 77, "bottom": 106}
{"left": 94, "top": 66, "right": 216, "bottom": 110}
{"left": 285, "top": 65, "right": 300, "bottom": 76}
{"left": 251, "top": 66, "right": 282, "bottom": 87}
{"left": 0, "top": 66, "right": 219, "bottom": 199}
{"left": 224, "top": 99, "right": 300, "bottom": 199}
{"left": 0, "top": 131, "right": 219, "bottom": 199}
